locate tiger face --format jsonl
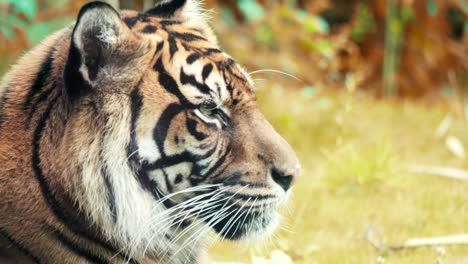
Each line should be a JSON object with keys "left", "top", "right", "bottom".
{"left": 3, "top": 0, "right": 299, "bottom": 261}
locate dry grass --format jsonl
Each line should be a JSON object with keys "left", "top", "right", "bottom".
{"left": 209, "top": 83, "right": 468, "bottom": 263}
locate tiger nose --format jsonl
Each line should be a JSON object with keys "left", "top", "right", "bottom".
{"left": 271, "top": 164, "right": 300, "bottom": 191}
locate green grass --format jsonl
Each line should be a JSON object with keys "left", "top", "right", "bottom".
{"left": 209, "top": 83, "right": 468, "bottom": 263}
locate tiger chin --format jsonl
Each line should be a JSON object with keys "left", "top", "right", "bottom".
{"left": 0, "top": 1, "right": 300, "bottom": 263}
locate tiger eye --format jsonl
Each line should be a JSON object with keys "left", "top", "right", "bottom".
{"left": 199, "top": 102, "right": 218, "bottom": 115}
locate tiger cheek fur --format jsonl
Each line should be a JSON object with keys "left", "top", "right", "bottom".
{"left": 0, "top": 1, "right": 299, "bottom": 264}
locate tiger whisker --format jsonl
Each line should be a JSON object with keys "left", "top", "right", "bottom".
{"left": 126, "top": 149, "right": 139, "bottom": 161}
{"left": 248, "top": 69, "right": 303, "bottom": 82}
{"left": 278, "top": 224, "right": 295, "bottom": 234}
{"left": 153, "top": 184, "right": 223, "bottom": 206}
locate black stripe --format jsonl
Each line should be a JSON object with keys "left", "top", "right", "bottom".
{"left": 102, "top": 167, "right": 117, "bottom": 223}
{"left": 180, "top": 69, "right": 211, "bottom": 94}
{"left": 46, "top": 225, "right": 108, "bottom": 264}
{"left": 142, "top": 151, "right": 193, "bottom": 170}
{"left": 153, "top": 103, "right": 184, "bottom": 155}
{"left": 127, "top": 86, "right": 144, "bottom": 161}
{"left": 0, "top": 229, "right": 42, "bottom": 264}
{"left": 0, "top": 88, "right": 9, "bottom": 127}
{"left": 145, "top": 0, "right": 186, "bottom": 17}
{"left": 186, "top": 117, "right": 207, "bottom": 141}
{"left": 154, "top": 58, "right": 191, "bottom": 104}
{"left": 186, "top": 53, "right": 201, "bottom": 64}
{"left": 159, "top": 20, "right": 182, "bottom": 27}
{"left": 168, "top": 36, "right": 178, "bottom": 59}
{"left": 170, "top": 31, "right": 207, "bottom": 42}
{"left": 155, "top": 41, "right": 165, "bottom": 54}
{"left": 182, "top": 47, "right": 222, "bottom": 60}
{"left": 174, "top": 173, "right": 183, "bottom": 184}
{"left": 141, "top": 25, "right": 157, "bottom": 34}
{"left": 202, "top": 64, "right": 213, "bottom": 81}
{"left": 123, "top": 16, "right": 139, "bottom": 28}
{"left": 27, "top": 82, "right": 55, "bottom": 123}
{"left": 162, "top": 170, "right": 173, "bottom": 193}
{"left": 100, "top": 123, "right": 118, "bottom": 224}
{"left": 203, "top": 48, "right": 222, "bottom": 55}
{"left": 23, "top": 50, "right": 54, "bottom": 112}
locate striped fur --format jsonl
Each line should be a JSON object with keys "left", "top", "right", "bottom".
{"left": 0, "top": 1, "right": 299, "bottom": 263}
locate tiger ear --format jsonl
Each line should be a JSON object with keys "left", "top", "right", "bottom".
{"left": 145, "top": 0, "right": 206, "bottom": 21}
{"left": 64, "top": 1, "right": 132, "bottom": 97}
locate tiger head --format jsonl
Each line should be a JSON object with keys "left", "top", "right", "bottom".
{"left": 60, "top": 0, "right": 299, "bottom": 259}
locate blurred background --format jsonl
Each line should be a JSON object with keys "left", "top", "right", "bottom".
{"left": 0, "top": 0, "right": 467, "bottom": 263}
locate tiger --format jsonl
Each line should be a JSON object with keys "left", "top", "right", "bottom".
{"left": 0, "top": 0, "right": 300, "bottom": 263}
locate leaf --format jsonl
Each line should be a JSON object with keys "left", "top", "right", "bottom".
{"left": 26, "top": 23, "right": 52, "bottom": 45}
{"left": 304, "top": 18, "right": 317, "bottom": 33}
{"left": 435, "top": 115, "right": 452, "bottom": 138}
{"left": 315, "top": 16, "right": 330, "bottom": 33}
{"left": 302, "top": 86, "right": 315, "bottom": 98}
{"left": 445, "top": 136, "right": 465, "bottom": 159}
{"left": 26, "top": 17, "right": 73, "bottom": 45}
{"left": 0, "top": 26, "right": 15, "bottom": 39}
{"left": 314, "top": 40, "right": 332, "bottom": 57}
{"left": 1, "top": 15, "right": 28, "bottom": 28}
{"left": 11, "top": 0, "right": 37, "bottom": 20}
{"left": 220, "top": 8, "right": 235, "bottom": 26}
{"left": 426, "top": 0, "right": 438, "bottom": 16}
{"left": 304, "top": 17, "right": 329, "bottom": 34}
{"left": 295, "top": 9, "right": 307, "bottom": 20}
{"left": 351, "top": 4, "right": 375, "bottom": 42}
{"left": 0, "top": 14, "right": 28, "bottom": 39}
{"left": 400, "top": 6, "right": 415, "bottom": 23}
{"left": 255, "top": 23, "right": 275, "bottom": 47}
{"left": 237, "top": 0, "right": 264, "bottom": 21}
